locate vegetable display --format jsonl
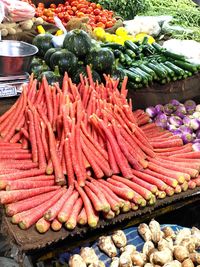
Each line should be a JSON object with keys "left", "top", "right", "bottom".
{"left": 0, "top": 68, "right": 200, "bottom": 233}
{"left": 26, "top": 0, "right": 116, "bottom": 29}
{"left": 146, "top": 100, "right": 200, "bottom": 151}
{"left": 67, "top": 220, "right": 200, "bottom": 267}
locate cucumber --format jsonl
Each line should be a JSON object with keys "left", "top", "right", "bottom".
{"left": 159, "top": 63, "right": 175, "bottom": 77}
{"left": 101, "top": 42, "right": 125, "bottom": 51}
{"left": 123, "top": 69, "right": 142, "bottom": 82}
{"left": 113, "top": 49, "right": 122, "bottom": 57}
{"left": 142, "top": 36, "right": 148, "bottom": 45}
{"left": 119, "top": 53, "right": 126, "bottom": 63}
{"left": 139, "top": 64, "right": 157, "bottom": 79}
{"left": 164, "top": 61, "right": 185, "bottom": 76}
{"left": 147, "top": 62, "right": 166, "bottom": 79}
{"left": 163, "top": 51, "right": 185, "bottom": 61}
{"left": 129, "top": 67, "right": 148, "bottom": 85}
{"left": 124, "top": 40, "right": 140, "bottom": 53}
{"left": 152, "top": 42, "right": 166, "bottom": 52}
{"left": 125, "top": 49, "right": 136, "bottom": 59}
{"left": 124, "top": 54, "right": 132, "bottom": 66}
{"left": 173, "top": 60, "right": 198, "bottom": 72}
{"left": 135, "top": 67, "right": 153, "bottom": 82}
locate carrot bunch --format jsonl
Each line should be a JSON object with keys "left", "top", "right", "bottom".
{"left": 0, "top": 67, "right": 199, "bottom": 233}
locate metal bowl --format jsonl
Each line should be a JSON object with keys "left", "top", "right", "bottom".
{"left": 0, "top": 40, "right": 38, "bottom": 76}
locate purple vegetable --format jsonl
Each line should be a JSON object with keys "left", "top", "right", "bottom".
{"left": 155, "top": 104, "right": 164, "bottom": 114}
{"left": 192, "top": 138, "right": 200, "bottom": 144}
{"left": 196, "top": 104, "right": 200, "bottom": 112}
{"left": 167, "top": 124, "right": 177, "bottom": 131}
{"left": 168, "top": 116, "right": 183, "bottom": 127}
{"left": 184, "top": 100, "right": 196, "bottom": 114}
{"left": 169, "top": 99, "right": 180, "bottom": 106}
{"left": 193, "top": 111, "right": 200, "bottom": 119}
{"left": 174, "top": 104, "right": 186, "bottom": 118}
{"left": 196, "top": 129, "right": 200, "bottom": 139}
{"left": 190, "top": 118, "right": 200, "bottom": 130}
{"left": 155, "top": 113, "right": 168, "bottom": 128}
{"left": 181, "top": 133, "right": 194, "bottom": 144}
{"left": 192, "top": 143, "right": 200, "bottom": 152}
{"left": 145, "top": 106, "right": 157, "bottom": 118}
{"left": 183, "top": 116, "right": 192, "bottom": 126}
{"left": 164, "top": 103, "right": 175, "bottom": 115}
{"left": 171, "top": 129, "right": 182, "bottom": 137}
{"left": 179, "top": 125, "right": 193, "bottom": 134}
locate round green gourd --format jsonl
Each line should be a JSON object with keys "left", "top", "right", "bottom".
{"left": 63, "top": 29, "right": 92, "bottom": 58}
{"left": 32, "top": 34, "right": 54, "bottom": 57}
{"left": 44, "top": 48, "right": 61, "bottom": 66}
{"left": 86, "top": 48, "right": 115, "bottom": 73}
{"left": 49, "top": 49, "right": 67, "bottom": 70}
{"left": 57, "top": 51, "right": 78, "bottom": 75}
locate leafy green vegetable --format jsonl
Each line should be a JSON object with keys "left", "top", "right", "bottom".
{"left": 93, "top": 0, "right": 147, "bottom": 20}
{"left": 140, "top": 0, "right": 200, "bottom": 41}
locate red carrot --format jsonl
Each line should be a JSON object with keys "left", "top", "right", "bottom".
{"left": 0, "top": 153, "right": 32, "bottom": 160}
{"left": 64, "top": 138, "right": 75, "bottom": 186}
{"left": 0, "top": 186, "right": 60, "bottom": 204}
{"left": 47, "top": 122, "right": 65, "bottom": 185}
{"left": 18, "top": 188, "right": 65, "bottom": 229}
{"left": 10, "top": 132, "right": 22, "bottom": 143}
{"left": 6, "top": 180, "right": 55, "bottom": 191}
{"left": 99, "top": 179, "right": 134, "bottom": 200}
{"left": 75, "top": 182, "right": 99, "bottom": 227}
{"left": 85, "top": 181, "right": 110, "bottom": 212}
{"left": 174, "top": 185, "right": 182, "bottom": 194}
{"left": 40, "top": 121, "right": 49, "bottom": 161}
{"left": 193, "top": 177, "right": 200, "bottom": 187}
{"left": 107, "top": 140, "right": 120, "bottom": 174}
{"left": 57, "top": 191, "right": 79, "bottom": 223}
{"left": 188, "top": 180, "right": 196, "bottom": 189}
{"left": 165, "top": 186, "right": 175, "bottom": 196}
{"left": 147, "top": 162, "right": 189, "bottom": 183}
{"left": 27, "top": 109, "right": 38, "bottom": 162}
{"left": 44, "top": 185, "right": 74, "bottom": 221}
{"left": 142, "top": 169, "right": 178, "bottom": 188}
{"left": 65, "top": 197, "right": 83, "bottom": 229}
{"left": 110, "top": 176, "right": 152, "bottom": 200}
{"left": 0, "top": 97, "right": 20, "bottom": 125}
{"left": 51, "top": 219, "right": 62, "bottom": 231}
{"left": 181, "top": 181, "right": 188, "bottom": 192}
{"left": 130, "top": 175, "right": 158, "bottom": 193}
{"left": 77, "top": 207, "right": 87, "bottom": 225}
{"left": 0, "top": 168, "right": 45, "bottom": 181}
{"left": 43, "top": 77, "right": 53, "bottom": 125}
{"left": 36, "top": 217, "right": 51, "bottom": 234}
{"left": 132, "top": 169, "right": 168, "bottom": 190}
{"left": 84, "top": 186, "right": 104, "bottom": 211}
{"left": 19, "top": 175, "right": 55, "bottom": 181}
{"left": 6, "top": 189, "right": 61, "bottom": 216}
{"left": 169, "top": 151, "right": 200, "bottom": 159}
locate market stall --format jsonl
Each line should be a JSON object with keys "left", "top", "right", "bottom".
{"left": 0, "top": 0, "right": 200, "bottom": 266}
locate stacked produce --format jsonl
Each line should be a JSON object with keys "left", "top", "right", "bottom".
{"left": 0, "top": 68, "right": 200, "bottom": 234}
{"left": 68, "top": 220, "right": 200, "bottom": 267}
{"left": 31, "top": 30, "right": 200, "bottom": 90}
{"left": 146, "top": 100, "right": 200, "bottom": 151}
{"left": 23, "top": 0, "right": 116, "bottom": 29}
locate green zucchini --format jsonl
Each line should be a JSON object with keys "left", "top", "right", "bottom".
{"left": 124, "top": 54, "right": 132, "bottom": 66}
{"left": 147, "top": 63, "right": 166, "bottom": 79}
{"left": 163, "top": 51, "right": 185, "bottom": 61}
{"left": 135, "top": 67, "right": 153, "bottom": 82}
{"left": 113, "top": 49, "right": 123, "bottom": 57}
{"left": 164, "top": 62, "right": 185, "bottom": 76}
{"left": 173, "top": 60, "right": 198, "bottom": 72}
{"left": 119, "top": 53, "right": 126, "bottom": 63}
{"left": 129, "top": 67, "right": 148, "bottom": 85}
{"left": 101, "top": 42, "right": 125, "bottom": 51}
{"left": 124, "top": 40, "right": 140, "bottom": 53}
{"left": 123, "top": 69, "right": 142, "bottom": 82}
{"left": 159, "top": 63, "right": 175, "bottom": 77}
{"left": 152, "top": 42, "right": 165, "bottom": 53}
{"left": 125, "top": 49, "right": 136, "bottom": 59}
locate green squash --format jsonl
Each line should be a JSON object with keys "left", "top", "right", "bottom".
{"left": 32, "top": 33, "right": 54, "bottom": 57}
{"left": 44, "top": 47, "right": 61, "bottom": 66}
{"left": 63, "top": 30, "right": 92, "bottom": 58}
{"left": 31, "top": 61, "right": 50, "bottom": 78}
{"left": 49, "top": 49, "right": 67, "bottom": 70}
{"left": 86, "top": 48, "right": 115, "bottom": 73}
{"left": 39, "top": 66, "right": 62, "bottom": 85}
{"left": 57, "top": 51, "right": 78, "bottom": 75}
{"left": 29, "top": 57, "right": 43, "bottom": 72}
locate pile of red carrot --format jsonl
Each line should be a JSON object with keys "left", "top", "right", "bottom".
{"left": 0, "top": 66, "right": 199, "bottom": 234}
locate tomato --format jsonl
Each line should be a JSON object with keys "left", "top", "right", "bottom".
{"left": 65, "top": 1, "right": 69, "bottom": 5}
{"left": 105, "top": 21, "right": 114, "bottom": 28}
{"left": 76, "top": 12, "right": 85, "bottom": 17}
{"left": 41, "top": 15, "right": 47, "bottom": 20}
{"left": 79, "top": 8, "right": 87, "bottom": 13}
{"left": 90, "top": 3, "right": 96, "bottom": 9}
{"left": 55, "top": 7, "right": 63, "bottom": 13}
{"left": 38, "top": 3, "right": 44, "bottom": 8}
{"left": 95, "top": 15, "right": 102, "bottom": 22}
{"left": 58, "top": 13, "right": 64, "bottom": 19}
{"left": 64, "top": 14, "right": 71, "bottom": 22}
{"left": 58, "top": 4, "right": 64, "bottom": 7}
{"left": 99, "top": 16, "right": 107, "bottom": 24}
{"left": 93, "top": 8, "right": 100, "bottom": 15}
{"left": 108, "top": 10, "right": 114, "bottom": 17}
{"left": 50, "top": 4, "right": 56, "bottom": 8}
{"left": 68, "top": 10, "right": 74, "bottom": 15}
{"left": 96, "top": 22, "right": 105, "bottom": 28}
{"left": 66, "top": 6, "right": 72, "bottom": 10}
{"left": 89, "top": 22, "right": 96, "bottom": 29}
{"left": 96, "top": 4, "right": 102, "bottom": 9}
{"left": 71, "top": 1, "right": 78, "bottom": 6}
{"left": 72, "top": 6, "right": 77, "bottom": 12}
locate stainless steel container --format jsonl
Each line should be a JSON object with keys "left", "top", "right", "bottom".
{"left": 0, "top": 40, "right": 38, "bottom": 76}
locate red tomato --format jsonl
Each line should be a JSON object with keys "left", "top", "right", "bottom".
{"left": 89, "top": 22, "right": 96, "bottom": 29}
{"left": 95, "top": 15, "right": 101, "bottom": 22}
{"left": 65, "top": 1, "right": 69, "bottom": 5}
{"left": 64, "top": 14, "right": 71, "bottom": 22}
{"left": 38, "top": 3, "right": 44, "bottom": 8}
{"left": 99, "top": 16, "right": 107, "bottom": 24}
{"left": 71, "top": 1, "right": 78, "bottom": 6}
{"left": 58, "top": 13, "right": 64, "bottom": 19}
{"left": 96, "top": 22, "right": 105, "bottom": 28}
{"left": 66, "top": 6, "right": 72, "bottom": 10}
{"left": 58, "top": 4, "right": 64, "bottom": 7}
{"left": 108, "top": 10, "right": 114, "bottom": 17}
{"left": 68, "top": 10, "right": 74, "bottom": 15}
{"left": 72, "top": 6, "right": 77, "bottom": 12}
{"left": 50, "top": 4, "right": 56, "bottom": 8}
{"left": 93, "top": 9, "right": 100, "bottom": 15}
{"left": 90, "top": 3, "right": 96, "bottom": 8}
{"left": 96, "top": 4, "right": 102, "bottom": 9}
{"left": 79, "top": 8, "right": 87, "bottom": 13}
{"left": 41, "top": 15, "right": 47, "bottom": 20}
{"left": 55, "top": 7, "right": 63, "bottom": 13}
{"left": 76, "top": 11, "right": 85, "bottom": 17}
{"left": 106, "top": 21, "right": 114, "bottom": 28}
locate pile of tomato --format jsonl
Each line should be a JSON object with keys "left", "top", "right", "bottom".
{"left": 34, "top": 0, "right": 116, "bottom": 29}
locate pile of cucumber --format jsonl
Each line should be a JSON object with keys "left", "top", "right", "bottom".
{"left": 102, "top": 38, "right": 200, "bottom": 90}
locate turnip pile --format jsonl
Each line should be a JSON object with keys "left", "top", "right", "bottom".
{"left": 0, "top": 67, "right": 200, "bottom": 233}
